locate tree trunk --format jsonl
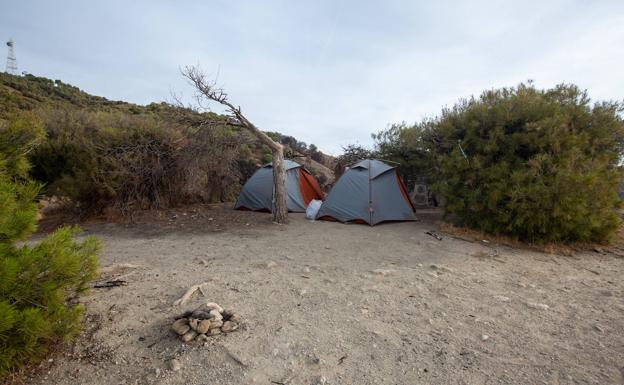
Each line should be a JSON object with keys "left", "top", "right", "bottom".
{"left": 180, "top": 66, "right": 289, "bottom": 224}
{"left": 271, "top": 147, "right": 288, "bottom": 224}
{"left": 228, "top": 108, "right": 289, "bottom": 224}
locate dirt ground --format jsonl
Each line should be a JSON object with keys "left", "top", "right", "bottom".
{"left": 25, "top": 207, "right": 624, "bottom": 385}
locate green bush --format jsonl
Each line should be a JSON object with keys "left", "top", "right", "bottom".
{"left": 0, "top": 113, "right": 100, "bottom": 375}
{"left": 373, "top": 122, "right": 436, "bottom": 190}
{"left": 430, "top": 83, "right": 624, "bottom": 242}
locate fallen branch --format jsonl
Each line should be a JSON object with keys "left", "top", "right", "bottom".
{"left": 94, "top": 280, "right": 128, "bottom": 288}
{"left": 173, "top": 282, "right": 209, "bottom": 306}
{"left": 425, "top": 231, "right": 443, "bottom": 241}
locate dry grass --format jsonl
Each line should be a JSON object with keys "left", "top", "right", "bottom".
{"left": 439, "top": 222, "right": 623, "bottom": 256}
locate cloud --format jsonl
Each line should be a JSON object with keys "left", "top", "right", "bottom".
{"left": 1, "top": 0, "right": 623, "bottom": 154}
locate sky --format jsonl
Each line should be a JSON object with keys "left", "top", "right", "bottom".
{"left": 1, "top": 1, "right": 623, "bottom": 154}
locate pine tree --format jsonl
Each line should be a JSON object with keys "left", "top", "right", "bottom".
{"left": 0, "top": 113, "right": 100, "bottom": 375}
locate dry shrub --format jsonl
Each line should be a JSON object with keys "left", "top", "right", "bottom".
{"left": 29, "top": 109, "right": 249, "bottom": 214}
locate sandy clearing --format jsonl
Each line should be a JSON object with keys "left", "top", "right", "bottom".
{"left": 26, "top": 209, "right": 624, "bottom": 385}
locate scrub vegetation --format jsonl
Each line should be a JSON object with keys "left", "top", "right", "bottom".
{"left": 0, "top": 73, "right": 334, "bottom": 215}
{"left": 373, "top": 83, "right": 624, "bottom": 243}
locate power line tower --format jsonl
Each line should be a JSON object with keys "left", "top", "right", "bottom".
{"left": 5, "top": 39, "right": 18, "bottom": 75}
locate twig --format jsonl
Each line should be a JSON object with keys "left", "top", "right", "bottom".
{"left": 425, "top": 231, "right": 443, "bottom": 241}
{"left": 94, "top": 280, "right": 128, "bottom": 288}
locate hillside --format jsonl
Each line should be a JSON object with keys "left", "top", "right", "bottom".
{"left": 0, "top": 72, "right": 334, "bottom": 212}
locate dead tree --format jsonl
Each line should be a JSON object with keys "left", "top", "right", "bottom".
{"left": 181, "top": 66, "right": 288, "bottom": 224}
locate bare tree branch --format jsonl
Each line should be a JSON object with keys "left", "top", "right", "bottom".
{"left": 181, "top": 65, "right": 288, "bottom": 224}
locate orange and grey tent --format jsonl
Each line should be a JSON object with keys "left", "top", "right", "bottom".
{"left": 316, "top": 159, "right": 416, "bottom": 225}
{"left": 234, "top": 160, "right": 323, "bottom": 212}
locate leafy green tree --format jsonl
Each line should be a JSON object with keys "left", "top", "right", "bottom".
{"left": 334, "top": 144, "right": 373, "bottom": 178}
{"left": 373, "top": 122, "right": 437, "bottom": 190}
{"left": 430, "top": 83, "right": 624, "bottom": 242}
{"left": 0, "top": 113, "right": 100, "bottom": 376}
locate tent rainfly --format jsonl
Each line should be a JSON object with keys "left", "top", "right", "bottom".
{"left": 316, "top": 159, "right": 416, "bottom": 225}
{"left": 234, "top": 160, "right": 324, "bottom": 212}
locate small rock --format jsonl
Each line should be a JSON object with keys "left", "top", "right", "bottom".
{"left": 221, "top": 321, "right": 238, "bottom": 333}
{"left": 265, "top": 261, "right": 277, "bottom": 268}
{"left": 167, "top": 359, "right": 182, "bottom": 371}
{"left": 205, "top": 302, "right": 224, "bottom": 314}
{"left": 307, "top": 353, "right": 321, "bottom": 364}
{"left": 172, "top": 319, "right": 190, "bottom": 336}
{"left": 152, "top": 368, "right": 161, "bottom": 377}
{"left": 594, "top": 324, "right": 604, "bottom": 333}
{"left": 526, "top": 302, "right": 550, "bottom": 310}
{"left": 313, "top": 375, "right": 328, "bottom": 385}
{"left": 191, "top": 310, "right": 211, "bottom": 319}
{"left": 493, "top": 295, "right": 510, "bottom": 302}
{"left": 188, "top": 318, "right": 199, "bottom": 331}
{"left": 196, "top": 319, "right": 211, "bottom": 334}
{"left": 209, "top": 319, "right": 224, "bottom": 329}
{"left": 371, "top": 268, "right": 396, "bottom": 276}
{"left": 209, "top": 309, "right": 223, "bottom": 321}
{"left": 197, "top": 334, "right": 210, "bottom": 342}
{"left": 181, "top": 330, "right": 197, "bottom": 342}
{"left": 208, "top": 327, "right": 222, "bottom": 336}
{"left": 430, "top": 264, "right": 453, "bottom": 273}
{"left": 481, "top": 334, "right": 489, "bottom": 341}
{"left": 303, "top": 266, "right": 311, "bottom": 273}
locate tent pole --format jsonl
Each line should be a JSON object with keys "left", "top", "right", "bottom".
{"left": 368, "top": 160, "right": 373, "bottom": 226}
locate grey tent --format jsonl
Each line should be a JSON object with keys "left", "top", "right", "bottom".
{"left": 316, "top": 159, "right": 416, "bottom": 225}
{"left": 234, "top": 160, "right": 324, "bottom": 212}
